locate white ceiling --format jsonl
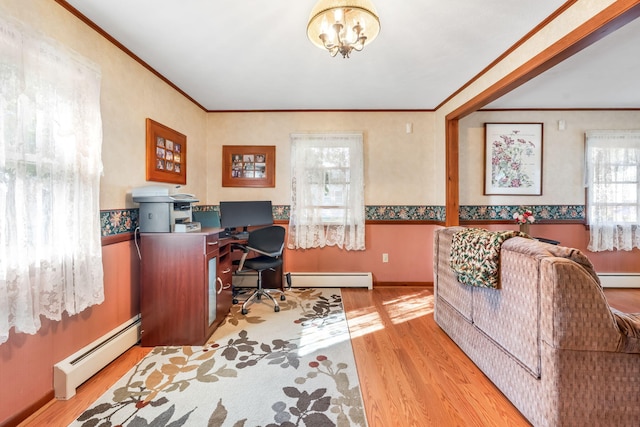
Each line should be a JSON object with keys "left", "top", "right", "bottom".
{"left": 485, "top": 14, "right": 640, "bottom": 109}
{"left": 61, "top": 0, "right": 639, "bottom": 111}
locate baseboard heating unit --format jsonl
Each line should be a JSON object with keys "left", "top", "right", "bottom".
{"left": 288, "top": 272, "right": 373, "bottom": 289}
{"left": 53, "top": 315, "right": 141, "bottom": 400}
{"left": 233, "top": 272, "right": 373, "bottom": 289}
{"left": 598, "top": 273, "right": 640, "bottom": 288}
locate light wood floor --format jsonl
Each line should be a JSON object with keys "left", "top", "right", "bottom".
{"left": 20, "top": 287, "right": 640, "bottom": 426}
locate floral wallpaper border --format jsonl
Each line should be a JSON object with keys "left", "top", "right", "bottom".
{"left": 460, "top": 205, "right": 585, "bottom": 222}
{"left": 366, "top": 205, "right": 445, "bottom": 221}
{"left": 100, "top": 205, "right": 585, "bottom": 237}
{"left": 101, "top": 209, "right": 138, "bottom": 237}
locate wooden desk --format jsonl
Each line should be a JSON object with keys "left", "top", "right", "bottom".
{"left": 139, "top": 228, "right": 233, "bottom": 346}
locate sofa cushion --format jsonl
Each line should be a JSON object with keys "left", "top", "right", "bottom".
{"left": 473, "top": 245, "right": 543, "bottom": 377}
{"left": 503, "top": 237, "right": 601, "bottom": 287}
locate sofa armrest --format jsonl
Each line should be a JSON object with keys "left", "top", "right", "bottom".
{"left": 611, "top": 309, "right": 640, "bottom": 353}
{"left": 540, "top": 257, "right": 624, "bottom": 352}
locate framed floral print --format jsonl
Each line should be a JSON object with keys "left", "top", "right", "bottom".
{"left": 484, "top": 123, "right": 543, "bottom": 195}
{"left": 146, "top": 118, "right": 186, "bottom": 185}
{"left": 222, "top": 145, "right": 275, "bottom": 187}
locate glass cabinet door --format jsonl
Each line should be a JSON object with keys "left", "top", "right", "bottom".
{"left": 208, "top": 256, "right": 217, "bottom": 326}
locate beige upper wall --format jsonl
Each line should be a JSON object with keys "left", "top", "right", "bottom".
{"left": 3, "top": 0, "right": 624, "bottom": 211}
{"left": 206, "top": 111, "right": 437, "bottom": 206}
{"left": 1, "top": 0, "right": 209, "bottom": 210}
{"left": 4, "top": 0, "right": 439, "bottom": 209}
{"left": 460, "top": 110, "right": 640, "bottom": 206}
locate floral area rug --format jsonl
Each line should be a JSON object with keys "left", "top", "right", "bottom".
{"left": 70, "top": 288, "right": 368, "bottom": 427}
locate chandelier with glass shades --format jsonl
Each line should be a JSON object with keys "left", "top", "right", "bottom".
{"left": 306, "top": 0, "right": 381, "bottom": 58}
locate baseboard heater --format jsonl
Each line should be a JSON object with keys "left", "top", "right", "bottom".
{"left": 53, "top": 315, "right": 141, "bottom": 400}
{"left": 598, "top": 273, "right": 640, "bottom": 288}
{"left": 289, "top": 272, "right": 373, "bottom": 289}
{"left": 233, "top": 271, "right": 373, "bottom": 289}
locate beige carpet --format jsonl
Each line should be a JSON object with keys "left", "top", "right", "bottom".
{"left": 69, "top": 288, "right": 367, "bottom": 426}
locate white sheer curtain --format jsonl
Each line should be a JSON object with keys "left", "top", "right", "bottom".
{"left": 289, "top": 133, "right": 365, "bottom": 250}
{"left": 585, "top": 130, "right": 640, "bottom": 252}
{"left": 0, "top": 16, "right": 104, "bottom": 344}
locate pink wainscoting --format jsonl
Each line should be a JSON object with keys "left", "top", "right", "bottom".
{"left": 283, "top": 223, "right": 437, "bottom": 284}
{"left": 0, "top": 240, "right": 140, "bottom": 427}
{"left": 284, "top": 222, "right": 640, "bottom": 285}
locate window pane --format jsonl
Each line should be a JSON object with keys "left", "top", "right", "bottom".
{"left": 591, "top": 204, "right": 637, "bottom": 223}
{"left": 323, "top": 147, "right": 349, "bottom": 167}
{"left": 321, "top": 207, "right": 346, "bottom": 223}
{"left": 324, "top": 184, "right": 345, "bottom": 205}
{"left": 326, "top": 168, "right": 347, "bottom": 183}
{"left": 593, "top": 183, "right": 637, "bottom": 203}
{"left": 611, "top": 165, "right": 637, "bottom": 182}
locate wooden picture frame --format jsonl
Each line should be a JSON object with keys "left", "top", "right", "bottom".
{"left": 484, "top": 122, "right": 543, "bottom": 195}
{"left": 222, "top": 145, "right": 275, "bottom": 187}
{"left": 146, "top": 118, "right": 187, "bottom": 185}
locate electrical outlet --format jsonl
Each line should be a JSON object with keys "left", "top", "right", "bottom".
{"left": 382, "top": 253, "right": 389, "bottom": 263}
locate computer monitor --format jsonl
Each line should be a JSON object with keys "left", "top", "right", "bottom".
{"left": 192, "top": 210, "right": 221, "bottom": 228}
{"left": 219, "top": 200, "right": 273, "bottom": 234}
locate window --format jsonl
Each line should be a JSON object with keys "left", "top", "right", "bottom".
{"left": 585, "top": 130, "right": 640, "bottom": 251}
{"left": 289, "top": 133, "right": 365, "bottom": 250}
{"left": 0, "top": 16, "right": 104, "bottom": 344}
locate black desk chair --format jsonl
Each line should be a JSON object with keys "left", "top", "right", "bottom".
{"left": 234, "top": 225, "right": 288, "bottom": 315}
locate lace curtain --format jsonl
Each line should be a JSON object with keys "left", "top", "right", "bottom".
{"left": 585, "top": 130, "right": 640, "bottom": 252}
{"left": 289, "top": 133, "right": 365, "bottom": 250}
{"left": 0, "top": 16, "right": 104, "bottom": 344}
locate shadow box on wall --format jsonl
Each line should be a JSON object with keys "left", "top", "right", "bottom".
{"left": 222, "top": 145, "right": 275, "bottom": 187}
{"left": 146, "top": 118, "right": 187, "bottom": 185}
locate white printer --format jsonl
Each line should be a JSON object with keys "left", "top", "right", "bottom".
{"left": 132, "top": 185, "right": 200, "bottom": 232}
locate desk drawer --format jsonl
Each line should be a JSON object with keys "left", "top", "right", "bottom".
{"left": 205, "top": 233, "right": 219, "bottom": 255}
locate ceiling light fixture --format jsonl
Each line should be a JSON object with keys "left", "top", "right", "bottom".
{"left": 307, "top": 0, "right": 381, "bottom": 58}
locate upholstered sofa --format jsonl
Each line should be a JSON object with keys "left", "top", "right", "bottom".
{"left": 433, "top": 226, "right": 640, "bottom": 427}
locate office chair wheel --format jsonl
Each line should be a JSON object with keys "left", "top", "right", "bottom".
{"left": 241, "top": 308, "right": 248, "bottom": 315}
{"left": 232, "top": 298, "right": 238, "bottom": 304}
{"left": 274, "top": 305, "right": 280, "bottom": 312}
{"left": 280, "top": 294, "right": 286, "bottom": 301}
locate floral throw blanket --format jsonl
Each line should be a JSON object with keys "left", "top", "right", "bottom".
{"left": 450, "top": 228, "right": 526, "bottom": 289}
